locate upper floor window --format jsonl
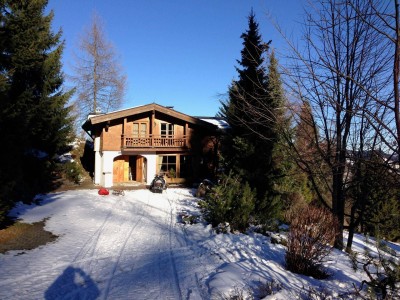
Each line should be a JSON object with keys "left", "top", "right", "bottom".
{"left": 161, "top": 123, "right": 174, "bottom": 138}
{"left": 133, "top": 123, "right": 147, "bottom": 137}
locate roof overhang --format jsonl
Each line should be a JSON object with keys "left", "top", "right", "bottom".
{"left": 82, "top": 103, "right": 218, "bottom": 134}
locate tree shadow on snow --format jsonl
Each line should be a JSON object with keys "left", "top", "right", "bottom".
{"left": 45, "top": 266, "right": 100, "bottom": 299}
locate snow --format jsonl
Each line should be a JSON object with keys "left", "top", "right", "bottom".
{"left": 0, "top": 188, "right": 398, "bottom": 299}
{"left": 199, "top": 118, "right": 230, "bottom": 130}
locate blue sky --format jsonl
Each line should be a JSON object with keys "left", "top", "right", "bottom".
{"left": 47, "top": 0, "right": 305, "bottom": 117}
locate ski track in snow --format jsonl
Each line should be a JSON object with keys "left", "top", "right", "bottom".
{"left": 0, "top": 188, "right": 218, "bottom": 300}
{"left": 1, "top": 188, "right": 388, "bottom": 300}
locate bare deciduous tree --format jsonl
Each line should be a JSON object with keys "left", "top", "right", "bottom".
{"left": 72, "top": 13, "right": 126, "bottom": 125}
{"left": 281, "top": 0, "right": 392, "bottom": 250}
{"left": 347, "top": 0, "right": 400, "bottom": 155}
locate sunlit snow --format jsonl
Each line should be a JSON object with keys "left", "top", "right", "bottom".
{"left": 0, "top": 188, "right": 398, "bottom": 299}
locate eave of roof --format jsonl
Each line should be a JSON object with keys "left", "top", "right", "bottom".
{"left": 82, "top": 103, "right": 217, "bottom": 130}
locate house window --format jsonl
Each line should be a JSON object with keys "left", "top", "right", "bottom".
{"left": 133, "top": 123, "right": 147, "bottom": 137}
{"left": 158, "top": 155, "right": 192, "bottom": 178}
{"left": 161, "top": 123, "right": 174, "bottom": 138}
{"left": 158, "top": 155, "right": 176, "bottom": 177}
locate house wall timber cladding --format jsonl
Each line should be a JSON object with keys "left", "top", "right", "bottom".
{"left": 82, "top": 103, "right": 220, "bottom": 187}
{"left": 102, "top": 122, "right": 123, "bottom": 151}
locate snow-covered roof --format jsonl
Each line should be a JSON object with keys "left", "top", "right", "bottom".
{"left": 199, "top": 117, "right": 230, "bottom": 130}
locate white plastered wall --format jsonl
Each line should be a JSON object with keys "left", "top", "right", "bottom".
{"left": 101, "top": 151, "right": 122, "bottom": 187}
{"left": 142, "top": 154, "right": 157, "bottom": 185}
{"left": 93, "top": 137, "right": 102, "bottom": 185}
{"left": 93, "top": 146, "right": 158, "bottom": 187}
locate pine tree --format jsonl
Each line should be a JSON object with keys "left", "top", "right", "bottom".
{"left": 0, "top": 0, "right": 73, "bottom": 212}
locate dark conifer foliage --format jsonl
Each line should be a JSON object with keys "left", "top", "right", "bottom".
{"left": 219, "top": 11, "right": 285, "bottom": 222}
{"left": 221, "top": 11, "right": 269, "bottom": 137}
{"left": 0, "top": 0, "right": 73, "bottom": 223}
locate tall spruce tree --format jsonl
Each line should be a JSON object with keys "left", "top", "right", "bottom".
{"left": 0, "top": 0, "right": 73, "bottom": 217}
{"left": 221, "top": 11, "right": 268, "bottom": 137}
{"left": 219, "top": 11, "right": 285, "bottom": 223}
{"left": 220, "top": 11, "right": 268, "bottom": 175}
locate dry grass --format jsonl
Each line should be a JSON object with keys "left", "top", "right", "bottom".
{"left": 0, "top": 219, "right": 58, "bottom": 254}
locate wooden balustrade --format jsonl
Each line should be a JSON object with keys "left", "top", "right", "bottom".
{"left": 122, "top": 135, "right": 187, "bottom": 148}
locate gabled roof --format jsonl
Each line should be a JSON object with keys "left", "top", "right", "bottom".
{"left": 82, "top": 103, "right": 218, "bottom": 131}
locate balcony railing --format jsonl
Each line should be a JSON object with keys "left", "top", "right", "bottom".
{"left": 122, "top": 135, "right": 187, "bottom": 148}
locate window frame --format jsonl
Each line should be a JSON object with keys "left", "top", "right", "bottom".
{"left": 133, "top": 122, "right": 148, "bottom": 137}
{"left": 160, "top": 123, "right": 174, "bottom": 138}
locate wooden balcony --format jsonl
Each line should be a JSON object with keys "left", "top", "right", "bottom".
{"left": 122, "top": 134, "right": 187, "bottom": 149}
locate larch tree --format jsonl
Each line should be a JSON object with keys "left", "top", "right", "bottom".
{"left": 0, "top": 0, "right": 73, "bottom": 221}
{"left": 72, "top": 13, "right": 126, "bottom": 125}
{"left": 291, "top": 102, "right": 329, "bottom": 205}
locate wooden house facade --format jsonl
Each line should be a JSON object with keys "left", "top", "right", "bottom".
{"left": 82, "top": 103, "right": 220, "bottom": 187}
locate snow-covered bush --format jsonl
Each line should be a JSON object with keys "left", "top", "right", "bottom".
{"left": 199, "top": 172, "right": 255, "bottom": 232}
{"left": 285, "top": 205, "right": 338, "bottom": 278}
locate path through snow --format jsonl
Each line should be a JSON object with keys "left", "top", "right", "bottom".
{"left": 0, "top": 189, "right": 217, "bottom": 299}
{"left": 1, "top": 188, "right": 396, "bottom": 299}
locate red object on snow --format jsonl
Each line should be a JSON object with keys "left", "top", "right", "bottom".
{"left": 98, "top": 187, "right": 109, "bottom": 195}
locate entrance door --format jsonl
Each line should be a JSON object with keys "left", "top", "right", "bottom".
{"left": 133, "top": 156, "right": 147, "bottom": 183}
{"left": 136, "top": 156, "right": 143, "bottom": 182}
{"left": 113, "top": 155, "right": 129, "bottom": 183}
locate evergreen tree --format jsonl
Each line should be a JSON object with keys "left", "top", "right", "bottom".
{"left": 348, "top": 154, "right": 400, "bottom": 244}
{"left": 199, "top": 172, "right": 256, "bottom": 232}
{"left": 0, "top": 3, "right": 14, "bottom": 223}
{"left": 219, "top": 11, "right": 286, "bottom": 223}
{"left": 0, "top": 0, "right": 73, "bottom": 219}
{"left": 261, "top": 50, "right": 288, "bottom": 217}
{"left": 219, "top": 11, "right": 269, "bottom": 178}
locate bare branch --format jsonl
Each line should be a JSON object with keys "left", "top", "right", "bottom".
{"left": 71, "top": 12, "right": 126, "bottom": 126}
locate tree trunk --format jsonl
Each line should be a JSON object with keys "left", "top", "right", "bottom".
{"left": 332, "top": 169, "right": 345, "bottom": 250}
{"left": 346, "top": 205, "right": 357, "bottom": 253}
{"left": 394, "top": 0, "right": 400, "bottom": 154}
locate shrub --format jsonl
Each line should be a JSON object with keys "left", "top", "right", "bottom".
{"left": 62, "top": 161, "right": 83, "bottom": 184}
{"left": 199, "top": 172, "right": 256, "bottom": 232}
{"left": 285, "top": 205, "right": 338, "bottom": 278}
{"left": 0, "top": 201, "right": 12, "bottom": 227}
{"left": 368, "top": 197, "right": 400, "bottom": 243}
{"left": 257, "top": 190, "right": 283, "bottom": 231}
{"left": 219, "top": 285, "right": 253, "bottom": 300}
{"left": 255, "top": 279, "right": 282, "bottom": 299}
{"left": 351, "top": 238, "right": 400, "bottom": 299}
{"left": 168, "top": 168, "right": 176, "bottom": 178}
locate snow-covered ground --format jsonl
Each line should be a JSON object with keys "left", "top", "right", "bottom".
{"left": 0, "top": 188, "right": 398, "bottom": 299}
